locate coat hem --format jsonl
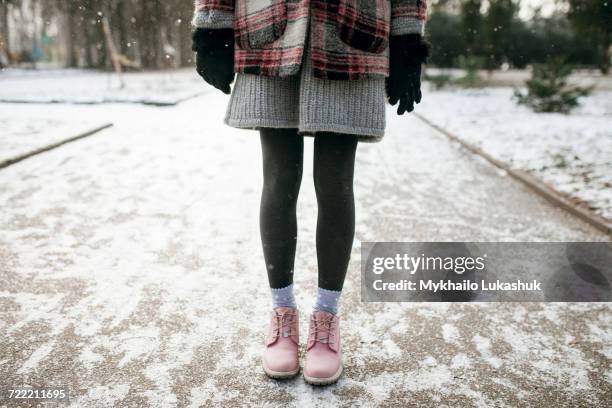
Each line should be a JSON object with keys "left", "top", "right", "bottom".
{"left": 224, "top": 118, "right": 299, "bottom": 129}
{"left": 224, "top": 118, "right": 384, "bottom": 143}
{"left": 300, "top": 123, "right": 384, "bottom": 142}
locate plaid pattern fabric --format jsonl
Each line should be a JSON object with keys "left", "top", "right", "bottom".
{"left": 195, "top": 0, "right": 234, "bottom": 12}
{"left": 337, "top": 0, "right": 391, "bottom": 54}
{"left": 235, "top": 0, "right": 288, "bottom": 49}
{"left": 235, "top": 0, "right": 311, "bottom": 77}
{"left": 193, "top": 0, "right": 427, "bottom": 80}
{"left": 310, "top": 0, "right": 390, "bottom": 80}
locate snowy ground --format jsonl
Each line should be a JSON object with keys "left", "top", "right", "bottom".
{"left": 0, "top": 87, "right": 610, "bottom": 407}
{"left": 418, "top": 84, "right": 612, "bottom": 222}
{"left": 425, "top": 68, "right": 612, "bottom": 90}
{"left": 0, "top": 108, "right": 110, "bottom": 164}
{"left": 0, "top": 68, "right": 205, "bottom": 105}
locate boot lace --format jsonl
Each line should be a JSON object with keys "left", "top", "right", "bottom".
{"left": 272, "top": 310, "right": 297, "bottom": 339}
{"left": 310, "top": 315, "right": 335, "bottom": 345}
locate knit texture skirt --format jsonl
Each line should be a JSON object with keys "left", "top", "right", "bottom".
{"left": 224, "top": 39, "right": 386, "bottom": 142}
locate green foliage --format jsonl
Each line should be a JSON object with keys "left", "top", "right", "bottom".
{"left": 425, "top": 8, "right": 601, "bottom": 70}
{"left": 484, "top": 0, "right": 519, "bottom": 70}
{"left": 461, "top": 0, "right": 483, "bottom": 55}
{"left": 511, "top": 13, "right": 600, "bottom": 68}
{"left": 514, "top": 58, "right": 592, "bottom": 114}
{"left": 567, "top": 0, "right": 612, "bottom": 73}
{"left": 426, "top": 11, "right": 464, "bottom": 67}
{"left": 424, "top": 73, "right": 453, "bottom": 89}
{"left": 454, "top": 55, "right": 484, "bottom": 87}
{"left": 424, "top": 56, "right": 483, "bottom": 90}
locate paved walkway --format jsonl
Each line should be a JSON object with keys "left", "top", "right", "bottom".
{"left": 0, "top": 93, "right": 609, "bottom": 407}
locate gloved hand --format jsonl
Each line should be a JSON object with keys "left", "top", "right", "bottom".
{"left": 385, "top": 34, "right": 430, "bottom": 115}
{"left": 192, "top": 28, "right": 235, "bottom": 95}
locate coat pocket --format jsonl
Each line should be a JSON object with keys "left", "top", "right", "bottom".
{"left": 336, "top": 0, "right": 391, "bottom": 54}
{"left": 234, "top": 0, "right": 288, "bottom": 50}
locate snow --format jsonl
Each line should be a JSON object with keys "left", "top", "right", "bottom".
{"left": 0, "top": 72, "right": 610, "bottom": 406}
{"left": 424, "top": 68, "right": 612, "bottom": 90}
{"left": 0, "top": 68, "right": 207, "bottom": 105}
{"left": 418, "top": 84, "right": 612, "bottom": 220}
{"left": 0, "top": 107, "right": 110, "bottom": 164}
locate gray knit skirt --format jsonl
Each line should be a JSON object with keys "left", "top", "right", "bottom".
{"left": 224, "top": 42, "right": 386, "bottom": 142}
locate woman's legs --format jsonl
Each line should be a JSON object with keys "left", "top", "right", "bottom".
{"left": 260, "top": 129, "right": 303, "bottom": 379}
{"left": 303, "top": 133, "right": 357, "bottom": 385}
{"left": 260, "top": 128, "right": 304, "bottom": 307}
{"left": 312, "top": 133, "right": 358, "bottom": 313}
{"left": 259, "top": 129, "right": 358, "bottom": 313}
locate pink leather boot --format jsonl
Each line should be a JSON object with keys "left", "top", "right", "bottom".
{"left": 303, "top": 311, "right": 342, "bottom": 385}
{"left": 262, "top": 307, "right": 300, "bottom": 379}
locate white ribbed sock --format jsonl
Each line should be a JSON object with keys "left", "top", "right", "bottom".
{"left": 271, "top": 284, "right": 296, "bottom": 309}
{"left": 314, "top": 287, "right": 342, "bottom": 315}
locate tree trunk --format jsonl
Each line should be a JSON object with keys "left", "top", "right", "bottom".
{"left": 83, "top": 24, "right": 93, "bottom": 67}
{"left": 601, "top": 30, "right": 610, "bottom": 75}
{"left": 0, "top": 0, "right": 11, "bottom": 60}
{"left": 115, "top": 0, "right": 128, "bottom": 56}
{"left": 66, "top": 0, "right": 78, "bottom": 67}
{"left": 139, "top": 0, "right": 164, "bottom": 69}
{"left": 177, "top": 1, "right": 193, "bottom": 67}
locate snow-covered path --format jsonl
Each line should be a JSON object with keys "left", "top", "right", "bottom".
{"left": 0, "top": 93, "right": 610, "bottom": 407}
{"left": 416, "top": 86, "right": 612, "bottom": 221}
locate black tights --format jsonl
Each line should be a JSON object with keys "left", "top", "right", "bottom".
{"left": 259, "top": 128, "right": 358, "bottom": 291}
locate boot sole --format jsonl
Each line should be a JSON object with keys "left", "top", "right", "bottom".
{"left": 262, "top": 359, "right": 300, "bottom": 379}
{"left": 303, "top": 365, "right": 343, "bottom": 385}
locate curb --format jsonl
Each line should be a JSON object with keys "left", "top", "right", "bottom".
{"left": 414, "top": 113, "right": 612, "bottom": 237}
{"left": 0, "top": 123, "right": 114, "bottom": 170}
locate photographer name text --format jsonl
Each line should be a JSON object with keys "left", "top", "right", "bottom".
{"left": 372, "top": 279, "right": 542, "bottom": 292}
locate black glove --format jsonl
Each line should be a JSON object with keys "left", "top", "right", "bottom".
{"left": 386, "top": 34, "right": 430, "bottom": 115}
{"left": 192, "top": 28, "right": 235, "bottom": 95}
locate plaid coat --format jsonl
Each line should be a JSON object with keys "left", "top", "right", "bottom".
{"left": 193, "top": 0, "right": 427, "bottom": 80}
